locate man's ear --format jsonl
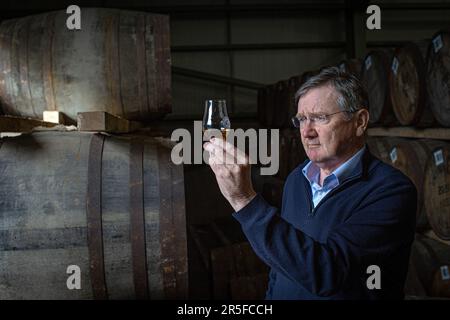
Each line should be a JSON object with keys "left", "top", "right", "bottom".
{"left": 355, "top": 109, "right": 369, "bottom": 137}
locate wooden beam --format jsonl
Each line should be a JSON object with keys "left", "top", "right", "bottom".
{"left": 0, "top": 115, "right": 57, "bottom": 132}
{"left": 77, "top": 111, "right": 143, "bottom": 133}
{"left": 345, "top": 0, "right": 367, "bottom": 59}
{"left": 368, "top": 127, "right": 450, "bottom": 141}
{"left": 352, "top": 6, "right": 367, "bottom": 59}
{"left": 43, "top": 110, "right": 74, "bottom": 125}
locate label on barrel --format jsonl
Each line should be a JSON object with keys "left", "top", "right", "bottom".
{"left": 434, "top": 149, "right": 444, "bottom": 166}
{"left": 433, "top": 35, "right": 443, "bottom": 53}
{"left": 440, "top": 265, "right": 450, "bottom": 280}
{"left": 391, "top": 57, "right": 399, "bottom": 76}
{"left": 390, "top": 147, "right": 397, "bottom": 163}
{"left": 365, "top": 56, "right": 372, "bottom": 70}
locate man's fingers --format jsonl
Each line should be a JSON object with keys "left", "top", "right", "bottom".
{"left": 210, "top": 138, "right": 248, "bottom": 165}
{"left": 204, "top": 139, "right": 233, "bottom": 164}
{"left": 204, "top": 142, "right": 227, "bottom": 170}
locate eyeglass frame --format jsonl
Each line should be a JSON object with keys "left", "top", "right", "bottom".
{"left": 291, "top": 110, "right": 356, "bottom": 128}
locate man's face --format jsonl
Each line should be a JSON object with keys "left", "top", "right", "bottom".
{"left": 297, "top": 85, "right": 359, "bottom": 168}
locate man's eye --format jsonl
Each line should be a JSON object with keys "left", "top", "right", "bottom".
{"left": 316, "top": 115, "right": 328, "bottom": 122}
{"left": 298, "top": 117, "right": 307, "bottom": 122}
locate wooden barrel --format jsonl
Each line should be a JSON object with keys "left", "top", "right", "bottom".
{"left": 338, "top": 59, "right": 362, "bottom": 80}
{"left": 388, "top": 139, "right": 445, "bottom": 230}
{"left": 211, "top": 241, "right": 269, "bottom": 300}
{"left": 389, "top": 42, "right": 435, "bottom": 126}
{"left": 424, "top": 143, "right": 450, "bottom": 240}
{"left": 274, "top": 80, "right": 290, "bottom": 128}
{"left": 366, "top": 136, "right": 405, "bottom": 163}
{"left": 0, "top": 8, "right": 171, "bottom": 123}
{"left": 275, "top": 129, "right": 306, "bottom": 180}
{"left": 204, "top": 218, "right": 268, "bottom": 300}
{"left": 0, "top": 131, "right": 187, "bottom": 299}
{"left": 409, "top": 234, "right": 450, "bottom": 297}
{"left": 277, "top": 129, "right": 292, "bottom": 180}
{"left": 362, "top": 50, "right": 397, "bottom": 126}
{"left": 230, "top": 273, "right": 268, "bottom": 300}
{"left": 427, "top": 29, "right": 450, "bottom": 127}
{"left": 287, "top": 71, "right": 316, "bottom": 122}
{"left": 288, "top": 75, "right": 302, "bottom": 120}
{"left": 264, "top": 84, "right": 276, "bottom": 128}
{"left": 404, "top": 251, "right": 427, "bottom": 297}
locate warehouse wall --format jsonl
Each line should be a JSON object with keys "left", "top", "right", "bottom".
{"left": 170, "top": 4, "right": 347, "bottom": 118}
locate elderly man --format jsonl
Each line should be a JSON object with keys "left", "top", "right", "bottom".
{"left": 204, "top": 66, "right": 416, "bottom": 299}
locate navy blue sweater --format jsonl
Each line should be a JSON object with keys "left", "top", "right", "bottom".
{"left": 233, "top": 147, "right": 417, "bottom": 299}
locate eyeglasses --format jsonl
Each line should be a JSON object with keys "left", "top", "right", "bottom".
{"left": 291, "top": 110, "right": 354, "bottom": 128}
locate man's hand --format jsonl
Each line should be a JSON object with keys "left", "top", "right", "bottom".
{"left": 203, "top": 138, "right": 257, "bottom": 212}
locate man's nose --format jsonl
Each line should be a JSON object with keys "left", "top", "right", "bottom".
{"left": 300, "top": 121, "right": 317, "bottom": 138}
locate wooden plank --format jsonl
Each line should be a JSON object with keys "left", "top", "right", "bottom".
{"left": 0, "top": 115, "right": 57, "bottom": 132}
{"left": 368, "top": 127, "right": 450, "bottom": 141}
{"left": 77, "top": 111, "right": 143, "bottom": 133}
{"left": 43, "top": 110, "right": 74, "bottom": 125}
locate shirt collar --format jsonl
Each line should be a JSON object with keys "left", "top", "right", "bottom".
{"left": 302, "top": 146, "right": 366, "bottom": 185}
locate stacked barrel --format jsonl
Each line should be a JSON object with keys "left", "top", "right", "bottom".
{"left": 366, "top": 133, "right": 450, "bottom": 299}
{"left": 345, "top": 30, "right": 450, "bottom": 128}
{"left": 0, "top": 9, "right": 171, "bottom": 122}
{"left": 0, "top": 8, "right": 189, "bottom": 299}
{"left": 362, "top": 30, "right": 450, "bottom": 299}
{"left": 255, "top": 72, "right": 311, "bottom": 207}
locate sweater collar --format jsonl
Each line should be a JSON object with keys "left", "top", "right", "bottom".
{"left": 300, "top": 144, "right": 373, "bottom": 184}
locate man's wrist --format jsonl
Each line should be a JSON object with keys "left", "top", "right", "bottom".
{"left": 230, "top": 191, "right": 258, "bottom": 212}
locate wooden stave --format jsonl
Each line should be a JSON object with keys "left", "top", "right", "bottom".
{"left": 426, "top": 29, "right": 450, "bottom": 127}
{"left": 362, "top": 49, "right": 398, "bottom": 126}
{"left": 338, "top": 58, "right": 363, "bottom": 80}
{"left": 424, "top": 143, "right": 450, "bottom": 240}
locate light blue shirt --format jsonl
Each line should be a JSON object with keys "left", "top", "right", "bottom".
{"left": 302, "top": 146, "right": 366, "bottom": 208}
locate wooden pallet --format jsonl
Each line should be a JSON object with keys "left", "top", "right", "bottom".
{"left": 0, "top": 115, "right": 58, "bottom": 132}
